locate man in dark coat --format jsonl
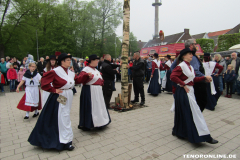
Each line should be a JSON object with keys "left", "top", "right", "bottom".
{"left": 128, "top": 51, "right": 145, "bottom": 105}
{"left": 227, "top": 52, "right": 240, "bottom": 94}
{"left": 101, "top": 54, "right": 120, "bottom": 109}
{"left": 37, "top": 57, "right": 46, "bottom": 76}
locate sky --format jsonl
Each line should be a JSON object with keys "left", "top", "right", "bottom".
{"left": 60, "top": 0, "right": 240, "bottom": 42}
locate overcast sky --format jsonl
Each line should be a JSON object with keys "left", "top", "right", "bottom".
{"left": 61, "top": 0, "right": 240, "bottom": 42}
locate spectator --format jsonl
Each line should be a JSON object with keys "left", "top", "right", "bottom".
{"left": 0, "top": 70, "right": 5, "bottom": 92}
{"left": 224, "top": 64, "right": 236, "bottom": 98}
{"left": 7, "top": 64, "right": 17, "bottom": 92}
{"left": 115, "top": 59, "right": 121, "bottom": 81}
{"left": 17, "top": 67, "right": 25, "bottom": 91}
{"left": 6, "top": 56, "right": 10, "bottom": 62}
{"left": 21, "top": 60, "right": 27, "bottom": 72}
{"left": 227, "top": 52, "right": 240, "bottom": 95}
{"left": 225, "top": 56, "right": 231, "bottom": 64}
{"left": 21, "top": 57, "right": 27, "bottom": 65}
{"left": 214, "top": 54, "right": 226, "bottom": 94}
{"left": 0, "top": 58, "right": 8, "bottom": 85}
{"left": 84, "top": 56, "right": 89, "bottom": 66}
{"left": 6, "top": 58, "right": 13, "bottom": 69}
{"left": 146, "top": 57, "right": 152, "bottom": 82}
{"left": 26, "top": 54, "right": 35, "bottom": 70}
{"left": 128, "top": 60, "right": 133, "bottom": 82}
{"left": 37, "top": 57, "right": 46, "bottom": 76}
{"left": 98, "top": 57, "right": 104, "bottom": 71}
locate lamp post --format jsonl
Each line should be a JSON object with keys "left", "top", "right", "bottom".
{"left": 36, "top": 30, "right": 39, "bottom": 61}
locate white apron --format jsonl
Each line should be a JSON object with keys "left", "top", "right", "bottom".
{"left": 147, "top": 60, "right": 161, "bottom": 90}
{"left": 203, "top": 62, "right": 217, "bottom": 95}
{"left": 54, "top": 67, "right": 75, "bottom": 144}
{"left": 171, "top": 62, "right": 210, "bottom": 136}
{"left": 42, "top": 68, "right": 53, "bottom": 107}
{"left": 83, "top": 66, "right": 110, "bottom": 127}
{"left": 162, "top": 60, "right": 172, "bottom": 88}
{"left": 22, "top": 73, "right": 41, "bottom": 107}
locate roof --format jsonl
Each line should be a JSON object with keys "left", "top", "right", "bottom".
{"left": 208, "top": 35, "right": 219, "bottom": 46}
{"left": 191, "top": 33, "right": 206, "bottom": 39}
{"left": 137, "top": 41, "right": 147, "bottom": 49}
{"left": 143, "top": 32, "right": 184, "bottom": 48}
{"left": 208, "top": 29, "right": 231, "bottom": 37}
{"left": 225, "top": 24, "right": 240, "bottom": 34}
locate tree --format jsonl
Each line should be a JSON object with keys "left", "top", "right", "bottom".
{"left": 129, "top": 32, "right": 140, "bottom": 55}
{"left": 1, "top": 0, "right": 123, "bottom": 60}
{"left": 94, "top": 0, "right": 122, "bottom": 56}
{"left": 0, "top": 0, "right": 39, "bottom": 58}
{"left": 121, "top": 0, "right": 130, "bottom": 108}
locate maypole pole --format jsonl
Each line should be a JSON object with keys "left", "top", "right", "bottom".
{"left": 121, "top": 0, "right": 130, "bottom": 108}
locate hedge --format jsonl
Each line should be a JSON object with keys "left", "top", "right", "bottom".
{"left": 217, "top": 33, "right": 240, "bottom": 52}
{"left": 196, "top": 38, "right": 214, "bottom": 53}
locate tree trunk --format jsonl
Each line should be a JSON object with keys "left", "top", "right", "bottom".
{"left": 121, "top": 0, "right": 130, "bottom": 108}
{"left": 0, "top": 44, "right": 4, "bottom": 58}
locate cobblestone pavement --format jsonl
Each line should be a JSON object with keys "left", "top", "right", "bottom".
{"left": 0, "top": 82, "right": 240, "bottom": 160}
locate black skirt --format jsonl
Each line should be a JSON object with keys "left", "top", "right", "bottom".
{"left": 147, "top": 69, "right": 161, "bottom": 95}
{"left": 173, "top": 86, "right": 212, "bottom": 143}
{"left": 164, "top": 70, "right": 172, "bottom": 92}
{"left": 79, "top": 85, "right": 111, "bottom": 129}
{"left": 28, "top": 93, "right": 72, "bottom": 151}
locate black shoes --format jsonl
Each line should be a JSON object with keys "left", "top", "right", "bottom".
{"left": 24, "top": 116, "right": 29, "bottom": 119}
{"left": 140, "top": 101, "right": 145, "bottom": 105}
{"left": 78, "top": 126, "right": 90, "bottom": 131}
{"left": 131, "top": 99, "right": 139, "bottom": 103}
{"left": 33, "top": 112, "right": 39, "bottom": 118}
{"left": 206, "top": 138, "right": 218, "bottom": 144}
{"left": 68, "top": 145, "right": 75, "bottom": 151}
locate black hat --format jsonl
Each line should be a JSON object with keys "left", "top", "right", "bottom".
{"left": 48, "top": 55, "right": 56, "bottom": 61}
{"left": 87, "top": 54, "right": 100, "bottom": 63}
{"left": 179, "top": 48, "right": 194, "bottom": 61}
{"left": 204, "top": 53, "right": 210, "bottom": 57}
{"left": 57, "top": 53, "right": 72, "bottom": 65}
{"left": 166, "top": 55, "right": 171, "bottom": 59}
{"left": 153, "top": 53, "right": 158, "bottom": 58}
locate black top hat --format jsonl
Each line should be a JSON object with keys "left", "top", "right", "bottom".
{"left": 57, "top": 53, "right": 72, "bottom": 65}
{"left": 204, "top": 53, "right": 210, "bottom": 57}
{"left": 153, "top": 53, "right": 158, "bottom": 58}
{"left": 166, "top": 55, "right": 171, "bottom": 59}
{"left": 47, "top": 55, "right": 56, "bottom": 61}
{"left": 179, "top": 48, "right": 195, "bottom": 61}
{"left": 87, "top": 54, "right": 100, "bottom": 63}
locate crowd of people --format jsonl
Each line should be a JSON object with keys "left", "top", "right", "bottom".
{"left": 0, "top": 39, "right": 240, "bottom": 151}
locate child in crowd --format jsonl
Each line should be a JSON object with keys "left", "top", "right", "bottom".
{"left": 16, "top": 63, "right": 42, "bottom": 119}
{"left": 128, "top": 60, "right": 133, "bottom": 82}
{"left": 0, "top": 70, "right": 5, "bottom": 92}
{"left": 224, "top": 64, "right": 236, "bottom": 98}
{"left": 7, "top": 64, "right": 17, "bottom": 92}
{"left": 17, "top": 67, "right": 25, "bottom": 91}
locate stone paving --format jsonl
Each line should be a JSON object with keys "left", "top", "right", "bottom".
{"left": 0, "top": 82, "right": 240, "bottom": 160}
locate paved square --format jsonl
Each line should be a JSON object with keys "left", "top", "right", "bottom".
{"left": 0, "top": 82, "right": 240, "bottom": 160}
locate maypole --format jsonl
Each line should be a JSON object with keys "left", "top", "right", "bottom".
{"left": 121, "top": 0, "right": 130, "bottom": 108}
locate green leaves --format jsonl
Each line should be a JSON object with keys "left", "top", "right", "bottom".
{"left": 196, "top": 38, "right": 214, "bottom": 53}
{"left": 217, "top": 33, "right": 240, "bottom": 52}
{"left": 1, "top": 0, "right": 124, "bottom": 59}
